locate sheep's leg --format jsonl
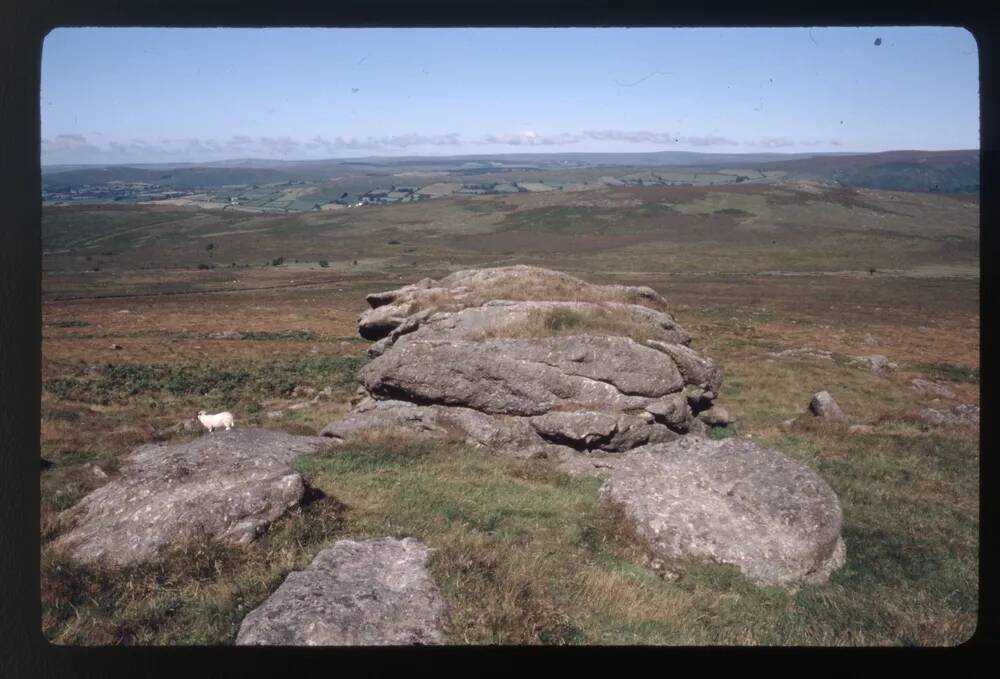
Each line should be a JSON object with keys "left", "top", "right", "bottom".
{"left": 209, "top": 426, "right": 214, "bottom": 433}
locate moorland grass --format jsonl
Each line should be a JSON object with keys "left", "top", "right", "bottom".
{"left": 41, "top": 424, "right": 978, "bottom": 645}
{"left": 38, "top": 189, "right": 979, "bottom": 646}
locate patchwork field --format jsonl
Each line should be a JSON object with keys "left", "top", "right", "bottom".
{"left": 39, "top": 181, "right": 979, "bottom": 645}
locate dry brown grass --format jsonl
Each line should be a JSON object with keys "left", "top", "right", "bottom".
{"left": 574, "top": 566, "right": 691, "bottom": 625}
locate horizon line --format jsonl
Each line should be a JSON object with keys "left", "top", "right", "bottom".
{"left": 40, "top": 148, "right": 979, "bottom": 169}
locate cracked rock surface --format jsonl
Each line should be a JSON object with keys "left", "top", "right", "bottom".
{"left": 53, "top": 428, "right": 330, "bottom": 566}
{"left": 600, "top": 437, "right": 846, "bottom": 585}
{"left": 236, "top": 537, "right": 448, "bottom": 646}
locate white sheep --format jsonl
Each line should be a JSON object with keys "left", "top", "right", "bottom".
{"left": 197, "top": 410, "right": 235, "bottom": 432}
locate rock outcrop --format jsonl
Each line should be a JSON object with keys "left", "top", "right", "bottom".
{"left": 911, "top": 378, "right": 957, "bottom": 399}
{"left": 919, "top": 403, "right": 979, "bottom": 428}
{"left": 323, "top": 266, "right": 729, "bottom": 468}
{"left": 847, "top": 354, "right": 897, "bottom": 374}
{"left": 236, "top": 537, "right": 448, "bottom": 646}
{"left": 53, "top": 429, "right": 330, "bottom": 566}
{"left": 600, "top": 438, "right": 846, "bottom": 585}
{"left": 358, "top": 265, "right": 675, "bottom": 341}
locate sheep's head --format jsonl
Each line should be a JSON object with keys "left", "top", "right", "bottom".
{"left": 198, "top": 410, "right": 207, "bottom": 417}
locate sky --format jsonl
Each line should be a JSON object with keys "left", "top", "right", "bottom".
{"left": 40, "top": 26, "right": 979, "bottom": 165}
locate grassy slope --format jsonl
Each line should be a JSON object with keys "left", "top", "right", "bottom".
{"left": 39, "top": 183, "right": 980, "bottom": 645}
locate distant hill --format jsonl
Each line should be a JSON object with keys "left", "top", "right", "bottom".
{"left": 41, "top": 166, "right": 295, "bottom": 191}
{"left": 758, "top": 150, "right": 980, "bottom": 192}
{"left": 41, "top": 149, "right": 979, "bottom": 194}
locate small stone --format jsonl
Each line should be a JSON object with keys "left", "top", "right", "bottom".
{"left": 808, "top": 391, "right": 846, "bottom": 421}
{"left": 848, "top": 354, "right": 897, "bottom": 374}
{"left": 698, "top": 405, "right": 733, "bottom": 426}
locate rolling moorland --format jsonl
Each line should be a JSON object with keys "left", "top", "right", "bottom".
{"left": 39, "top": 151, "right": 979, "bottom": 645}
{"left": 41, "top": 149, "right": 980, "bottom": 210}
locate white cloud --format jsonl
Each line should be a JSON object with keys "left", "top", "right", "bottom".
{"left": 683, "top": 135, "right": 740, "bottom": 147}
{"left": 40, "top": 129, "right": 834, "bottom": 163}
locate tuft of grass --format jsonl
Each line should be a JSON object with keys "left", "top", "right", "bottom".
{"left": 708, "top": 424, "right": 738, "bottom": 440}
{"left": 478, "top": 306, "right": 663, "bottom": 343}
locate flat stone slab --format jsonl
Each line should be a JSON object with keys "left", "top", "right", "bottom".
{"left": 601, "top": 438, "right": 846, "bottom": 586}
{"left": 236, "top": 537, "right": 448, "bottom": 646}
{"left": 53, "top": 428, "right": 330, "bottom": 566}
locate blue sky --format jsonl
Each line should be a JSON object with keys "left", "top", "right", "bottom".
{"left": 40, "top": 27, "right": 979, "bottom": 164}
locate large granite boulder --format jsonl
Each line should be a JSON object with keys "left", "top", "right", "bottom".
{"left": 600, "top": 438, "right": 846, "bottom": 585}
{"left": 324, "top": 267, "right": 729, "bottom": 463}
{"left": 52, "top": 429, "right": 330, "bottom": 566}
{"left": 236, "top": 537, "right": 448, "bottom": 646}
